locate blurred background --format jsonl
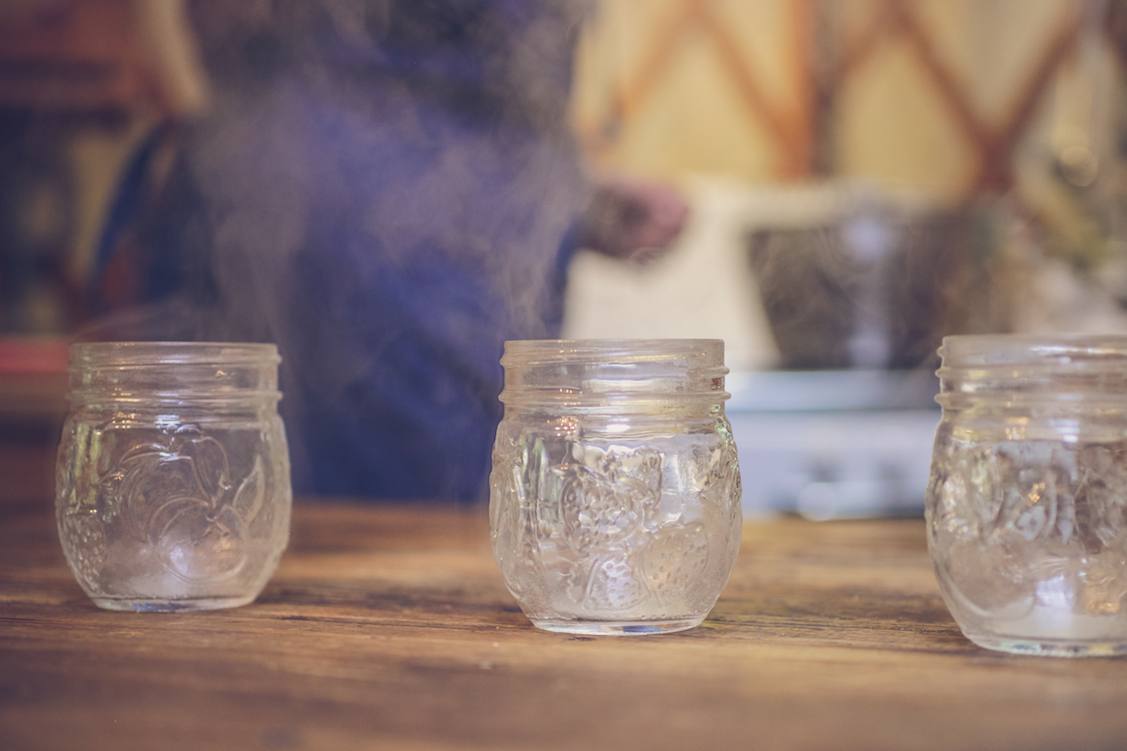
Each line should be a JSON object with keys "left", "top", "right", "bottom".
{"left": 1, "top": 0, "right": 1125, "bottom": 516}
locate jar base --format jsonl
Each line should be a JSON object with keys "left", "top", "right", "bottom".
{"left": 964, "top": 632, "right": 1127, "bottom": 658}
{"left": 90, "top": 594, "right": 257, "bottom": 613}
{"left": 530, "top": 617, "right": 704, "bottom": 636}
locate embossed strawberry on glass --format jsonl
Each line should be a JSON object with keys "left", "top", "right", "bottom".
{"left": 56, "top": 342, "right": 291, "bottom": 611}
{"left": 928, "top": 335, "right": 1127, "bottom": 656}
{"left": 490, "top": 339, "right": 742, "bottom": 635}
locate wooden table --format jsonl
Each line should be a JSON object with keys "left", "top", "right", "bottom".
{"left": 2, "top": 501, "right": 1126, "bottom": 751}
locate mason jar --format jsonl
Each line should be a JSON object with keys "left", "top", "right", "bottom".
{"left": 489, "top": 339, "right": 742, "bottom": 635}
{"left": 56, "top": 342, "right": 292, "bottom": 612}
{"left": 927, "top": 335, "right": 1127, "bottom": 656}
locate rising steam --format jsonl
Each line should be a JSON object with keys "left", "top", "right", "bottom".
{"left": 85, "top": 1, "right": 595, "bottom": 499}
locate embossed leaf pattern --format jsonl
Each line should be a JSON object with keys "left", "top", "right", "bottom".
{"left": 55, "top": 413, "right": 291, "bottom": 609}
{"left": 59, "top": 509, "right": 107, "bottom": 593}
{"left": 558, "top": 459, "right": 656, "bottom": 556}
{"left": 489, "top": 431, "right": 549, "bottom": 612}
{"left": 232, "top": 456, "right": 266, "bottom": 522}
{"left": 185, "top": 435, "right": 232, "bottom": 501}
{"left": 489, "top": 468, "right": 521, "bottom": 586}
{"left": 640, "top": 523, "right": 710, "bottom": 605}
{"left": 929, "top": 440, "right": 1127, "bottom": 617}
{"left": 152, "top": 503, "right": 245, "bottom": 582}
{"left": 490, "top": 431, "right": 741, "bottom": 621}
{"left": 91, "top": 428, "right": 266, "bottom": 582}
{"left": 714, "top": 443, "right": 743, "bottom": 569}
{"left": 108, "top": 445, "right": 197, "bottom": 543}
{"left": 1075, "top": 445, "right": 1127, "bottom": 552}
{"left": 586, "top": 555, "right": 650, "bottom": 611}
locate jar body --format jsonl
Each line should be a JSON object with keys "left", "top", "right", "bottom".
{"left": 489, "top": 340, "right": 742, "bottom": 635}
{"left": 55, "top": 343, "right": 291, "bottom": 612}
{"left": 926, "top": 335, "right": 1127, "bottom": 656}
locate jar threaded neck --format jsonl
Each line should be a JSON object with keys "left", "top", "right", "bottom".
{"left": 936, "top": 334, "right": 1127, "bottom": 410}
{"left": 68, "top": 341, "right": 281, "bottom": 406}
{"left": 500, "top": 338, "right": 729, "bottom": 410}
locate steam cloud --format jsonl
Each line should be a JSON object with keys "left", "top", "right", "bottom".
{"left": 85, "top": 1, "right": 596, "bottom": 499}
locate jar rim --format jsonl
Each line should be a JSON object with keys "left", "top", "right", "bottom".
{"left": 940, "top": 334, "right": 1127, "bottom": 367}
{"left": 67, "top": 341, "right": 282, "bottom": 407}
{"left": 70, "top": 341, "right": 280, "bottom": 366}
{"left": 937, "top": 334, "right": 1127, "bottom": 410}
{"left": 500, "top": 338, "right": 728, "bottom": 409}
{"left": 503, "top": 338, "right": 723, "bottom": 362}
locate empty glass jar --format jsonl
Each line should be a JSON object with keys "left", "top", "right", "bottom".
{"left": 927, "top": 335, "right": 1127, "bottom": 656}
{"left": 490, "top": 339, "right": 742, "bottom": 635}
{"left": 56, "top": 342, "right": 291, "bottom": 612}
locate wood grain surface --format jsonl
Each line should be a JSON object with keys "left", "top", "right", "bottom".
{"left": 2, "top": 501, "right": 1126, "bottom": 751}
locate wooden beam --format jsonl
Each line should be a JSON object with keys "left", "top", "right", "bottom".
{"left": 1105, "top": 0, "right": 1127, "bottom": 72}
{"left": 890, "top": 2, "right": 994, "bottom": 154}
{"left": 833, "top": 0, "right": 899, "bottom": 82}
{"left": 692, "top": 1, "right": 807, "bottom": 178}
{"left": 787, "top": 0, "right": 817, "bottom": 176}
{"left": 608, "top": 0, "right": 702, "bottom": 130}
{"left": 971, "top": 9, "right": 1081, "bottom": 193}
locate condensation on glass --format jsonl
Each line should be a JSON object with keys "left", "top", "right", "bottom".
{"left": 490, "top": 339, "right": 742, "bottom": 635}
{"left": 56, "top": 342, "right": 291, "bottom": 612}
{"left": 928, "top": 335, "right": 1127, "bottom": 656}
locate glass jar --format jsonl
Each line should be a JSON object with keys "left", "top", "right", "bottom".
{"left": 489, "top": 339, "right": 742, "bottom": 635}
{"left": 56, "top": 342, "right": 291, "bottom": 612}
{"left": 927, "top": 335, "right": 1127, "bottom": 656}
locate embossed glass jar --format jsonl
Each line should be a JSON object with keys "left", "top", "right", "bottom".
{"left": 56, "top": 342, "right": 291, "bottom": 612}
{"left": 490, "top": 339, "right": 742, "bottom": 635}
{"left": 928, "top": 335, "right": 1127, "bottom": 656}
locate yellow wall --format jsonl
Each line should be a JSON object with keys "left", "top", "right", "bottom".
{"left": 573, "top": 0, "right": 1120, "bottom": 205}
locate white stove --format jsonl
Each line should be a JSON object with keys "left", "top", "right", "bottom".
{"left": 727, "top": 370, "right": 939, "bottom": 520}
